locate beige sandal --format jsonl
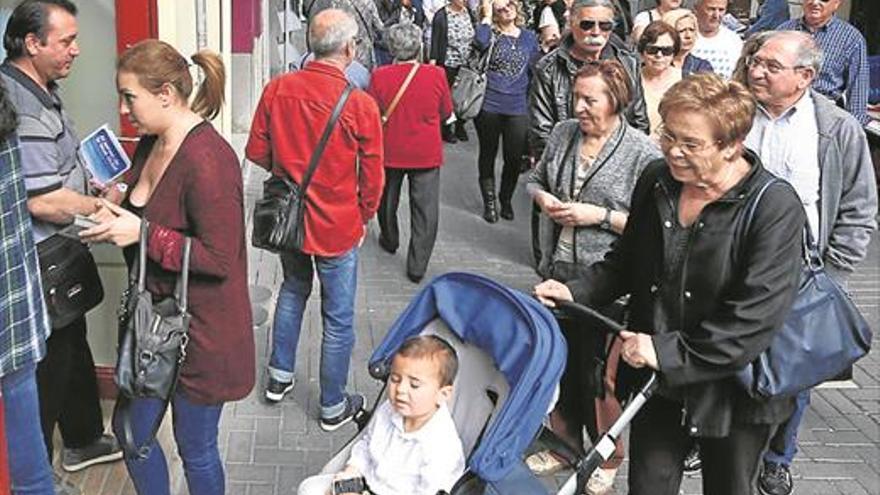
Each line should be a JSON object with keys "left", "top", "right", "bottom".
{"left": 525, "top": 450, "right": 568, "bottom": 476}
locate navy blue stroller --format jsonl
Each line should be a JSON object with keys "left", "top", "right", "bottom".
{"left": 317, "top": 272, "right": 567, "bottom": 494}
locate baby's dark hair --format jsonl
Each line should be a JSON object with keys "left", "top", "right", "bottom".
{"left": 394, "top": 335, "right": 459, "bottom": 387}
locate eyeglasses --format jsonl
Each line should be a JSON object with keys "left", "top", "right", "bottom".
{"left": 493, "top": 3, "right": 513, "bottom": 13}
{"left": 746, "top": 55, "right": 804, "bottom": 75}
{"left": 657, "top": 125, "right": 719, "bottom": 155}
{"left": 578, "top": 19, "right": 615, "bottom": 32}
{"left": 644, "top": 45, "right": 675, "bottom": 56}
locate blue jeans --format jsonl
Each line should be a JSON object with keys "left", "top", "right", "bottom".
{"left": 112, "top": 391, "right": 225, "bottom": 495}
{"left": 764, "top": 389, "right": 811, "bottom": 466}
{"left": 2, "top": 364, "right": 55, "bottom": 495}
{"left": 268, "top": 247, "right": 358, "bottom": 418}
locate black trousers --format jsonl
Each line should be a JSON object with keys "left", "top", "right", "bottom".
{"left": 628, "top": 394, "right": 778, "bottom": 495}
{"left": 36, "top": 316, "right": 104, "bottom": 459}
{"left": 377, "top": 167, "right": 440, "bottom": 279}
{"left": 473, "top": 110, "right": 528, "bottom": 204}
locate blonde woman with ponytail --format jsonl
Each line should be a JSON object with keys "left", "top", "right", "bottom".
{"left": 81, "top": 39, "right": 254, "bottom": 495}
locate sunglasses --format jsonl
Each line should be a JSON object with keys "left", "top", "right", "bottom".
{"left": 578, "top": 19, "right": 615, "bottom": 32}
{"left": 644, "top": 45, "right": 675, "bottom": 56}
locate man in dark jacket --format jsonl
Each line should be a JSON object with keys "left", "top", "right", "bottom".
{"left": 528, "top": 0, "right": 649, "bottom": 158}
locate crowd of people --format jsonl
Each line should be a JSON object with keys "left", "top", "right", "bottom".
{"left": 0, "top": 0, "right": 877, "bottom": 494}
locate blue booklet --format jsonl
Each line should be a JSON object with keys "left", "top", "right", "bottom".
{"left": 81, "top": 124, "right": 131, "bottom": 185}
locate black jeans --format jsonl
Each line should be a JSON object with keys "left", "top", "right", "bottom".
{"left": 628, "top": 394, "right": 778, "bottom": 495}
{"left": 473, "top": 110, "right": 528, "bottom": 204}
{"left": 37, "top": 316, "right": 104, "bottom": 459}
{"left": 377, "top": 167, "right": 440, "bottom": 279}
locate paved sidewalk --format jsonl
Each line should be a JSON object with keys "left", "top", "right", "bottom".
{"left": 57, "top": 131, "right": 879, "bottom": 494}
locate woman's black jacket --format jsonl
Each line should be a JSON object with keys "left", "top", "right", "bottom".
{"left": 566, "top": 153, "right": 805, "bottom": 437}
{"left": 430, "top": 5, "right": 477, "bottom": 66}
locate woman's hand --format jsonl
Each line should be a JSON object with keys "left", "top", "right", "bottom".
{"left": 80, "top": 199, "right": 142, "bottom": 247}
{"left": 547, "top": 202, "right": 605, "bottom": 227}
{"left": 534, "top": 191, "right": 564, "bottom": 214}
{"left": 533, "top": 279, "right": 573, "bottom": 308}
{"left": 620, "top": 331, "right": 659, "bottom": 370}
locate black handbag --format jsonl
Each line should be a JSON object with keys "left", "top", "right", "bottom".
{"left": 37, "top": 234, "right": 104, "bottom": 329}
{"left": 251, "top": 83, "right": 354, "bottom": 253}
{"left": 734, "top": 180, "right": 873, "bottom": 398}
{"left": 451, "top": 35, "right": 495, "bottom": 121}
{"left": 115, "top": 220, "right": 192, "bottom": 458}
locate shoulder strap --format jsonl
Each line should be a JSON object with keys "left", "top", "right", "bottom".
{"left": 300, "top": 84, "right": 354, "bottom": 193}
{"left": 382, "top": 64, "right": 420, "bottom": 125}
{"left": 742, "top": 178, "right": 780, "bottom": 237}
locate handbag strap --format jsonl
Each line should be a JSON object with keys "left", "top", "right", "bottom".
{"left": 382, "top": 63, "right": 419, "bottom": 124}
{"left": 742, "top": 177, "right": 817, "bottom": 269}
{"left": 137, "top": 220, "right": 149, "bottom": 292}
{"left": 299, "top": 83, "right": 354, "bottom": 194}
{"left": 175, "top": 238, "right": 193, "bottom": 313}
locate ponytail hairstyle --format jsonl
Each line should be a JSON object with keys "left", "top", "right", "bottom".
{"left": 117, "top": 39, "right": 225, "bottom": 121}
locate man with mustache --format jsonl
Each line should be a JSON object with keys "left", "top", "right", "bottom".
{"left": 530, "top": 0, "right": 648, "bottom": 159}
{"left": 690, "top": 0, "right": 743, "bottom": 79}
{"left": 743, "top": 30, "right": 877, "bottom": 495}
{"left": 776, "top": 0, "right": 870, "bottom": 126}
{"left": 0, "top": 1, "right": 123, "bottom": 490}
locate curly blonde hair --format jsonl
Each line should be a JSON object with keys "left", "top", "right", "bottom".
{"left": 490, "top": 0, "right": 526, "bottom": 29}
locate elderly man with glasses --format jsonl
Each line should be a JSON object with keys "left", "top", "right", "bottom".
{"left": 743, "top": 30, "right": 878, "bottom": 495}
{"left": 776, "top": 0, "right": 870, "bottom": 127}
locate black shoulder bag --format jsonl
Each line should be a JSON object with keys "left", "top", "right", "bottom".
{"left": 251, "top": 83, "right": 354, "bottom": 252}
{"left": 734, "top": 179, "right": 873, "bottom": 398}
{"left": 37, "top": 235, "right": 105, "bottom": 329}
{"left": 115, "top": 220, "right": 193, "bottom": 458}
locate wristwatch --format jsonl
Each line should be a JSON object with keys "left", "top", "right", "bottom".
{"left": 332, "top": 477, "right": 366, "bottom": 495}
{"left": 600, "top": 208, "right": 613, "bottom": 231}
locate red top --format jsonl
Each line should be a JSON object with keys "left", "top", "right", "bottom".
{"left": 123, "top": 122, "right": 254, "bottom": 404}
{"left": 245, "top": 61, "right": 385, "bottom": 256}
{"left": 367, "top": 63, "right": 453, "bottom": 169}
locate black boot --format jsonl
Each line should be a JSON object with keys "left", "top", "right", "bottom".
{"left": 442, "top": 124, "right": 457, "bottom": 143}
{"left": 455, "top": 122, "right": 468, "bottom": 142}
{"left": 479, "top": 178, "right": 499, "bottom": 223}
{"left": 499, "top": 200, "right": 514, "bottom": 220}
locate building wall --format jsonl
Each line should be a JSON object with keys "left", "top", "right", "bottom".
{"left": 157, "top": 0, "right": 233, "bottom": 139}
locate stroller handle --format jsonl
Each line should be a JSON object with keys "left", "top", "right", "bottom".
{"left": 553, "top": 300, "right": 626, "bottom": 336}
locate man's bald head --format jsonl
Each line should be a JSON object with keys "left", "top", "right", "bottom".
{"left": 308, "top": 9, "right": 358, "bottom": 60}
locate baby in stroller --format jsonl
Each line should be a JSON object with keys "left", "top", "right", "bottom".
{"left": 297, "top": 335, "right": 466, "bottom": 495}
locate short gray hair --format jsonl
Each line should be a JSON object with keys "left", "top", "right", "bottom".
{"left": 769, "top": 30, "right": 824, "bottom": 74}
{"left": 309, "top": 9, "right": 359, "bottom": 59}
{"left": 386, "top": 22, "right": 422, "bottom": 61}
{"left": 569, "top": 0, "right": 616, "bottom": 17}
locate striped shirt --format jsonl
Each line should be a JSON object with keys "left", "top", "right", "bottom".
{"left": 0, "top": 62, "right": 90, "bottom": 243}
{"left": 0, "top": 135, "right": 50, "bottom": 378}
{"left": 778, "top": 16, "right": 870, "bottom": 127}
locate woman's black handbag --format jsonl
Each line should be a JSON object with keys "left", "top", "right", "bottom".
{"left": 37, "top": 234, "right": 104, "bottom": 329}
{"left": 251, "top": 84, "right": 353, "bottom": 253}
{"left": 735, "top": 180, "right": 873, "bottom": 398}
{"left": 451, "top": 35, "right": 496, "bottom": 121}
{"left": 115, "top": 221, "right": 192, "bottom": 458}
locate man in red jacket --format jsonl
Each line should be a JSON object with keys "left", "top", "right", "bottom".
{"left": 246, "top": 8, "right": 385, "bottom": 431}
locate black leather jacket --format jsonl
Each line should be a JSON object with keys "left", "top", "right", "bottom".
{"left": 528, "top": 33, "right": 650, "bottom": 157}
{"left": 567, "top": 153, "right": 805, "bottom": 437}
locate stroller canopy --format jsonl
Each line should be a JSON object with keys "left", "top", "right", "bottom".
{"left": 369, "top": 272, "right": 566, "bottom": 483}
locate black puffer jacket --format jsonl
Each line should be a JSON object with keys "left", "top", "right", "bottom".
{"left": 567, "top": 153, "right": 805, "bottom": 438}
{"left": 528, "top": 33, "right": 650, "bottom": 156}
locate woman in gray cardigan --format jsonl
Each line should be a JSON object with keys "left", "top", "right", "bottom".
{"left": 525, "top": 60, "right": 661, "bottom": 493}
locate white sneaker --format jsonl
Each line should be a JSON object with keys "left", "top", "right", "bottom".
{"left": 584, "top": 467, "right": 616, "bottom": 495}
